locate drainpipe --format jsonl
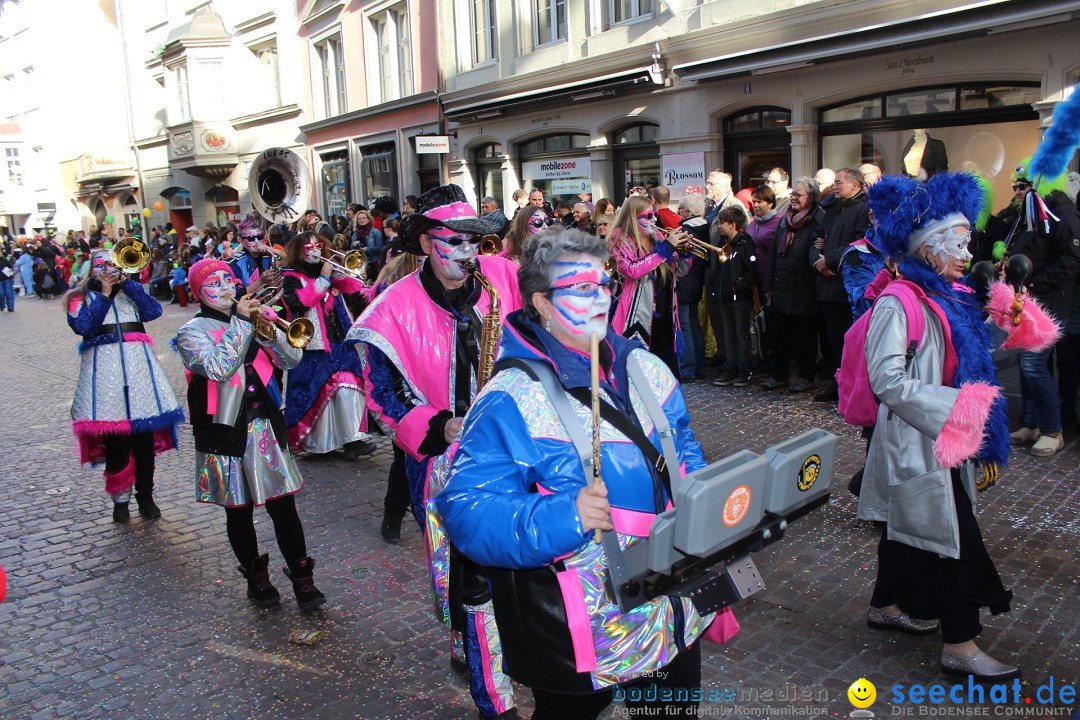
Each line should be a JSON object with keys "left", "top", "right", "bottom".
{"left": 113, "top": 0, "right": 150, "bottom": 242}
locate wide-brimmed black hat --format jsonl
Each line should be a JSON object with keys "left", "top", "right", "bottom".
{"left": 398, "top": 184, "right": 504, "bottom": 255}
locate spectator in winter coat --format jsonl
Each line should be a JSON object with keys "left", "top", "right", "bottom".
{"left": 747, "top": 185, "right": 783, "bottom": 291}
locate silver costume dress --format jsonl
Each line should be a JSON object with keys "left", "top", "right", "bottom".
{"left": 175, "top": 313, "right": 305, "bottom": 507}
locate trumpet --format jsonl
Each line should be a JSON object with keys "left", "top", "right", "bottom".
{"left": 323, "top": 247, "right": 367, "bottom": 279}
{"left": 251, "top": 284, "right": 315, "bottom": 348}
{"left": 111, "top": 238, "right": 151, "bottom": 274}
{"left": 657, "top": 226, "right": 729, "bottom": 262}
{"left": 479, "top": 234, "right": 502, "bottom": 256}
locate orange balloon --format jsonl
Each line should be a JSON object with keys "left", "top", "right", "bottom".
{"left": 153, "top": 200, "right": 164, "bottom": 211}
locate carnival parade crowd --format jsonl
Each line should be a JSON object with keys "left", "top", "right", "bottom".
{"left": 5, "top": 109, "right": 1080, "bottom": 717}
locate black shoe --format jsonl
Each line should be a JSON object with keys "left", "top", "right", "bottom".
{"left": 814, "top": 386, "right": 839, "bottom": 402}
{"left": 788, "top": 378, "right": 815, "bottom": 394}
{"left": 450, "top": 656, "right": 469, "bottom": 676}
{"left": 380, "top": 513, "right": 403, "bottom": 544}
{"left": 239, "top": 554, "right": 281, "bottom": 607}
{"left": 284, "top": 557, "right": 326, "bottom": 611}
{"left": 713, "top": 370, "right": 738, "bottom": 387}
{"left": 342, "top": 438, "right": 377, "bottom": 460}
{"left": 112, "top": 502, "right": 130, "bottom": 523}
{"left": 479, "top": 710, "right": 522, "bottom": 720}
{"left": 848, "top": 467, "right": 864, "bottom": 496}
{"left": 732, "top": 372, "right": 753, "bottom": 388}
{"left": 135, "top": 493, "right": 161, "bottom": 519}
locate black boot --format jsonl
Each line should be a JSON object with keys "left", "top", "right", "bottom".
{"left": 380, "top": 511, "right": 403, "bottom": 544}
{"left": 135, "top": 493, "right": 161, "bottom": 519}
{"left": 112, "top": 502, "right": 130, "bottom": 523}
{"left": 239, "top": 554, "right": 281, "bottom": 607}
{"left": 284, "top": 557, "right": 326, "bottom": 611}
{"left": 342, "top": 438, "right": 377, "bottom": 460}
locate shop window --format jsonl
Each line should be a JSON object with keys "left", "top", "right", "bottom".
{"left": 321, "top": 150, "right": 350, "bottom": 219}
{"left": 959, "top": 86, "right": 1040, "bottom": 111}
{"left": 821, "top": 98, "right": 881, "bottom": 124}
{"left": 360, "top": 142, "right": 397, "bottom": 204}
{"left": 724, "top": 108, "right": 791, "bottom": 133}
{"left": 472, "top": 142, "right": 504, "bottom": 208}
{"left": 206, "top": 186, "right": 241, "bottom": 227}
{"left": 519, "top": 133, "right": 590, "bottom": 155}
{"left": 886, "top": 89, "right": 955, "bottom": 117}
{"left": 612, "top": 123, "right": 658, "bottom": 145}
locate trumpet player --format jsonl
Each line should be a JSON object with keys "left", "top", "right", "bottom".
{"left": 65, "top": 248, "right": 184, "bottom": 523}
{"left": 347, "top": 184, "right": 522, "bottom": 720}
{"left": 279, "top": 231, "right": 375, "bottom": 459}
{"left": 174, "top": 259, "right": 325, "bottom": 611}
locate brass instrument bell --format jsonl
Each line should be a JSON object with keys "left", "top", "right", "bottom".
{"left": 324, "top": 247, "right": 368, "bottom": 278}
{"left": 251, "top": 284, "right": 315, "bottom": 348}
{"left": 479, "top": 234, "right": 502, "bottom": 256}
{"left": 112, "top": 238, "right": 151, "bottom": 274}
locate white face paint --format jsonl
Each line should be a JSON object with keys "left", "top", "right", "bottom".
{"left": 199, "top": 269, "right": 237, "bottom": 310}
{"left": 302, "top": 239, "right": 323, "bottom": 265}
{"left": 89, "top": 252, "right": 115, "bottom": 282}
{"left": 527, "top": 211, "right": 550, "bottom": 237}
{"left": 426, "top": 227, "right": 478, "bottom": 282}
{"left": 547, "top": 256, "right": 612, "bottom": 342}
{"left": 922, "top": 222, "right": 973, "bottom": 279}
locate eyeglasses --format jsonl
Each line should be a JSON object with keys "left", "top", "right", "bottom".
{"left": 638, "top": 212, "right": 657, "bottom": 222}
{"left": 790, "top": 192, "right": 808, "bottom": 199}
{"left": 529, "top": 217, "right": 555, "bottom": 229}
{"left": 597, "top": 222, "right": 610, "bottom": 227}
{"left": 1012, "top": 183, "right": 1032, "bottom": 191}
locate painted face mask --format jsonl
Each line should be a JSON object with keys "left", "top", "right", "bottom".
{"left": 547, "top": 258, "right": 612, "bottom": 341}
{"left": 527, "top": 211, "right": 551, "bottom": 236}
{"left": 636, "top": 209, "right": 658, "bottom": 234}
{"left": 90, "top": 252, "right": 115, "bottom": 282}
{"left": 427, "top": 227, "right": 478, "bottom": 282}
{"left": 302, "top": 239, "right": 323, "bottom": 265}
{"left": 923, "top": 222, "right": 973, "bottom": 273}
{"left": 199, "top": 269, "right": 236, "bottom": 310}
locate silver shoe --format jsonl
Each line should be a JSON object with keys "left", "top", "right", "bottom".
{"left": 940, "top": 648, "right": 1020, "bottom": 682}
{"left": 867, "top": 606, "right": 939, "bottom": 635}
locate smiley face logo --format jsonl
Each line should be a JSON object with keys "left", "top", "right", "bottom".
{"left": 847, "top": 678, "right": 876, "bottom": 708}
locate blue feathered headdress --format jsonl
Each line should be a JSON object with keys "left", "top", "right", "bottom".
{"left": 1030, "top": 88, "right": 1080, "bottom": 183}
{"left": 867, "top": 172, "right": 984, "bottom": 260}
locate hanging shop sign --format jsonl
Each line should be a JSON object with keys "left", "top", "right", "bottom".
{"left": 415, "top": 136, "right": 450, "bottom": 154}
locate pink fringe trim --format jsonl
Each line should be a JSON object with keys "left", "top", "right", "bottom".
{"left": 703, "top": 607, "right": 740, "bottom": 644}
{"left": 934, "top": 381, "right": 1000, "bottom": 468}
{"left": 290, "top": 274, "right": 330, "bottom": 309}
{"left": 122, "top": 332, "right": 154, "bottom": 345}
{"left": 987, "top": 282, "right": 1062, "bottom": 353}
{"left": 331, "top": 274, "right": 366, "bottom": 296}
{"left": 103, "top": 457, "right": 136, "bottom": 495}
{"left": 73, "top": 422, "right": 177, "bottom": 466}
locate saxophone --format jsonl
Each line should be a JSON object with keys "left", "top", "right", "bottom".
{"left": 464, "top": 259, "right": 500, "bottom": 389}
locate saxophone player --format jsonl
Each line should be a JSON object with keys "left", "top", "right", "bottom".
{"left": 346, "top": 185, "right": 523, "bottom": 720}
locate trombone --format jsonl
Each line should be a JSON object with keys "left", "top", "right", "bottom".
{"left": 323, "top": 247, "right": 368, "bottom": 280}
{"left": 251, "top": 284, "right": 315, "bottom": 348}
{"left": 111, "top": 238, "right": 151, "bottom": 274}
{"left": 657, "top": 226, "right": 729, "bottom": 263}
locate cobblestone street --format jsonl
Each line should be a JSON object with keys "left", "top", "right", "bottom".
{"left": 0, "top": 296, "right": 1076, "bottom": 720}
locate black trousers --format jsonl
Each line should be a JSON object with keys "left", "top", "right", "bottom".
{"left": 104, "top": 432, "right": 156, "bottom": 498}
{"left": 773, "top": 312, "right": 818, "bottom": 382}
{"left": 819, "top": 300, "right": 852, "bottom": 382}
{"left": 224, "top": 494, "right": 308, "bottom": 570}
{"left": 717, "top": 300, "right": 752, "bottom": 373}
{"left": 384, "top": 443, "right": 411, "bottom": 518}
{"left": 531, "top": 644, "right": 701, "bottom": 720}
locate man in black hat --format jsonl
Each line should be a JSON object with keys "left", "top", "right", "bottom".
{"left": 346, "top": 184, "right": 522, "bottom": 720}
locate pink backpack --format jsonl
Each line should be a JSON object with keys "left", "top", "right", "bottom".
{"left": 836, "top": 279, "right": 957, "bottom": 427}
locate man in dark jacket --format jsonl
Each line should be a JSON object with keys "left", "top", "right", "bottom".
{"left": 710, "top": 207, "right": 758, "bottom": 387}
{"left": 1008, "top": 180, "right": 1080, "bottom": 456}
{"left": 809, "top": 167, "right": 870, "bottom": 401}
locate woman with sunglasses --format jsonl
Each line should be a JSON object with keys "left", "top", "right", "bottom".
{"left": 501, "top": 205, "right": 553, "bottom": 264}
{"left": 608, "top": 195, "right": 682, "bottom": 377}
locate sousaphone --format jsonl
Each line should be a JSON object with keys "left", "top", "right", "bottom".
{"left": 248, "top": 147, "right": 311, "bottom": 222}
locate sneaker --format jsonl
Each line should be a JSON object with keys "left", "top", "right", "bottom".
{"left": 1009, "top": 427, "right": 1040, "bottom": 445}
{"left": 788, "top": 378, "right": 815, "bottom": 394}
{"left": 713, "top": 370, "right": 738, "bottom": 387}
{"left": 732, "top": 372, "right": 753, "bottom": 387}
{"left": 1030, "top": 433, "right": 1064, "bottom": 457}
{"left": 760, "top": 377, "right": 786, "bottom": 391}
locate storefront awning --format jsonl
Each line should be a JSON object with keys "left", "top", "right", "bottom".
{"left": 444, "top": 67, "right": 661, "bottom": 124}
{"left": 674, "top": 0, "right": 1080, "bottom": 82}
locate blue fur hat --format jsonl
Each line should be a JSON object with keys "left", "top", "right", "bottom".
{"left": 867, "top": 172, "right": 983, "bottom": 260}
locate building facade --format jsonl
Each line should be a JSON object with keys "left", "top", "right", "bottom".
{"left": 439, "top": 0, "right": 1080, "bottom": 216}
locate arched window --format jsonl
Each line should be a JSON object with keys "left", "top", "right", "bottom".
{"left": 721, "top": 107, "right": 791, "bottom": 190}
{"left": 517, "top": 133, "right": 592, "bottom": 211}
{"left": 610, "top": 122, "right": 659, "bottom": 202}
{"left": 518, "top": 133, "right": 589, "bottom": 155}
{"left": 472, "top": 142, "right": 504, "bottom": 209}
{"left": 612, "top": 122, "right": 659, "bottom": 145}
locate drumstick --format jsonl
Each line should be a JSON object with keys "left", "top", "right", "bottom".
{"left": 590, "top": 331, "right": 605, "bottom": 544}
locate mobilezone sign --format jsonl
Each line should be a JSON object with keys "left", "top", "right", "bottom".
{"left": 523, "top": 158, "right": 591, "bottom": 180}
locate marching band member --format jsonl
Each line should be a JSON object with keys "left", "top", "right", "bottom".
{"left": 227, "top": 217, "right": 282, "bottom": 293}
{"left": 280, "top": 231, "right": 375, "bottom": 458}
{"left": 437, "top": 227, "right": 717, "bottom": 720}
{"left": 608, "top": 195, "right": 682, "bottom": 377}
{"left": 347, "top": 185, "right": 522, "bottom": 720}
{"left": 175, "top": 258, "right": 325, "bottom": 611}
{"left": 66, "top": 248, "right": 184, "bottom": 523}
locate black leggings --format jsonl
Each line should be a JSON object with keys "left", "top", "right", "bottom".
{"left": 384, "top": 444, "right": 410, "bottom": 518}
{"left": 224, "top": 494, "right": 308, "bottom": 568}
{"left": 532, "top": 644, "right": 701, "bottom": 720}
{"left": 104, "top": 432, "right": 156, "bottom": 497}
